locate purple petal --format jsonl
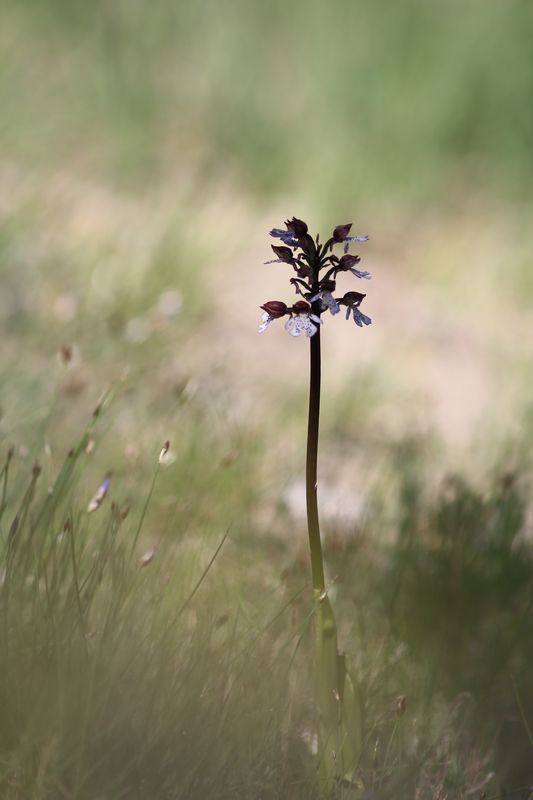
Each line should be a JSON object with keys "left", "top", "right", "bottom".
{"left": 349, "top": 269, "right": 372, "bottom": 280}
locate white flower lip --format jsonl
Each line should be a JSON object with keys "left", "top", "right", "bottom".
{"left": 284, "top": 312, "right": 322, "bottom": 338}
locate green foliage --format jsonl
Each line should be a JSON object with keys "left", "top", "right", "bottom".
{"left": 0, "top": 407, "right": 318, "bottom": 800}
{"left": 0, "top": 385, "right": 531, "bottom": 799}
{"left": 2, "top": 0, "right": 533, "bottom": 205}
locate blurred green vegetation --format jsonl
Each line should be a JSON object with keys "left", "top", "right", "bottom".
{"left": 1, "top": 0, "right": 533, "bottom": 208}
{"left": 1, "top": 402, "right": 532, "bottom": 798}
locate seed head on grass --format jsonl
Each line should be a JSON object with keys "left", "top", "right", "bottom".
{"left": 59, "top": 344, "right": 73, "bottom": 367}
{"left": 87, "top": 476, "right": 110, "bottom": 513}
{"left": 158, "top": 439, "right": 175, "bottom": 465}
{"left": 159, "top": 440, "right": 170, "bottom": 463}
{"left": 139, "top": 547, "right": 157, "bottom": 567}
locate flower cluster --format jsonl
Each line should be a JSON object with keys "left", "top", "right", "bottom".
{"left": 259, "top": 217, "right": 372, "bottom": 337}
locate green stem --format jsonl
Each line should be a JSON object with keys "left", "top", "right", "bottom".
{"left": 305, "top": 298, "right": 364, "bottom": 795}
{"left": 306, "top": 324, "right": 326, "bottom": 594}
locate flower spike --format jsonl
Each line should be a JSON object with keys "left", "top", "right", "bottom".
{"left": 258, "top": 216, "right": 372, "bottom": 789}
{"left": 260, "top": 217, "right": 372, "bottom": 336}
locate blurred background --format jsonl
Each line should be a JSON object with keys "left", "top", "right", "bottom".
{"left": 2, "top": 0, "right": 533, "bottom": 456}
{"left": 1, "top": 0, "right": 533, "bottom": 797}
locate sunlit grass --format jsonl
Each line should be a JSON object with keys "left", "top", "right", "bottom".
{"left": 0, "top": 385, "right": 531, "bottom": 798}
{"left": 0, "top": 401, "right": 317, "bottom": 799}
{"left": 2, "top": 0, "right": 533, "bottom": 206}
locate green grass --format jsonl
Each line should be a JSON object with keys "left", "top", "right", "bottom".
{"left": 0, "top": 402, "right": 314, "bottom": 799}
{"left": 2, "top": 0, "right": 533, "bottom": 207}
{"left": 0, "top": 391, "right": 531, "bottom": 798}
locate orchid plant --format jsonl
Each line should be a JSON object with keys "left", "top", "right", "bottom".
{"left": 259, "top": 217, "right": 371, "bottom": 797}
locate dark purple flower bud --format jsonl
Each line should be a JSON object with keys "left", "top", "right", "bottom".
{"left": 285, "top": 217, "right": 308, "bottom": 238}
{"left": 296, "top": 263, "right": 312, "bottom": 279}
{"left": 340, "top": 292, "right": 372, "bottom": 326}
{"left": 259, "top": 301, "right": 289, "bottom": 334}
{"left": 290, "top": 278, "right": 307, "bottom": 296}
{"left": 260, "top": 301, "right": 288, "bottom": 318}
{"left": 291, "top": 300, "right": 312, "bottom": 314}
{"left": 341, "top": 291, "right": 366, "bottom": 307}
{"left": 270, "top": 245, "right": 295, "bottom": 264}
{"left": 338, "top": 254, "right": 361, "bottom": 270}
{"left": 333, "top": 223, "right": 352, "bottom": 242}
{"left": 320, "top": 278, "right": 336, "bottom": 293}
